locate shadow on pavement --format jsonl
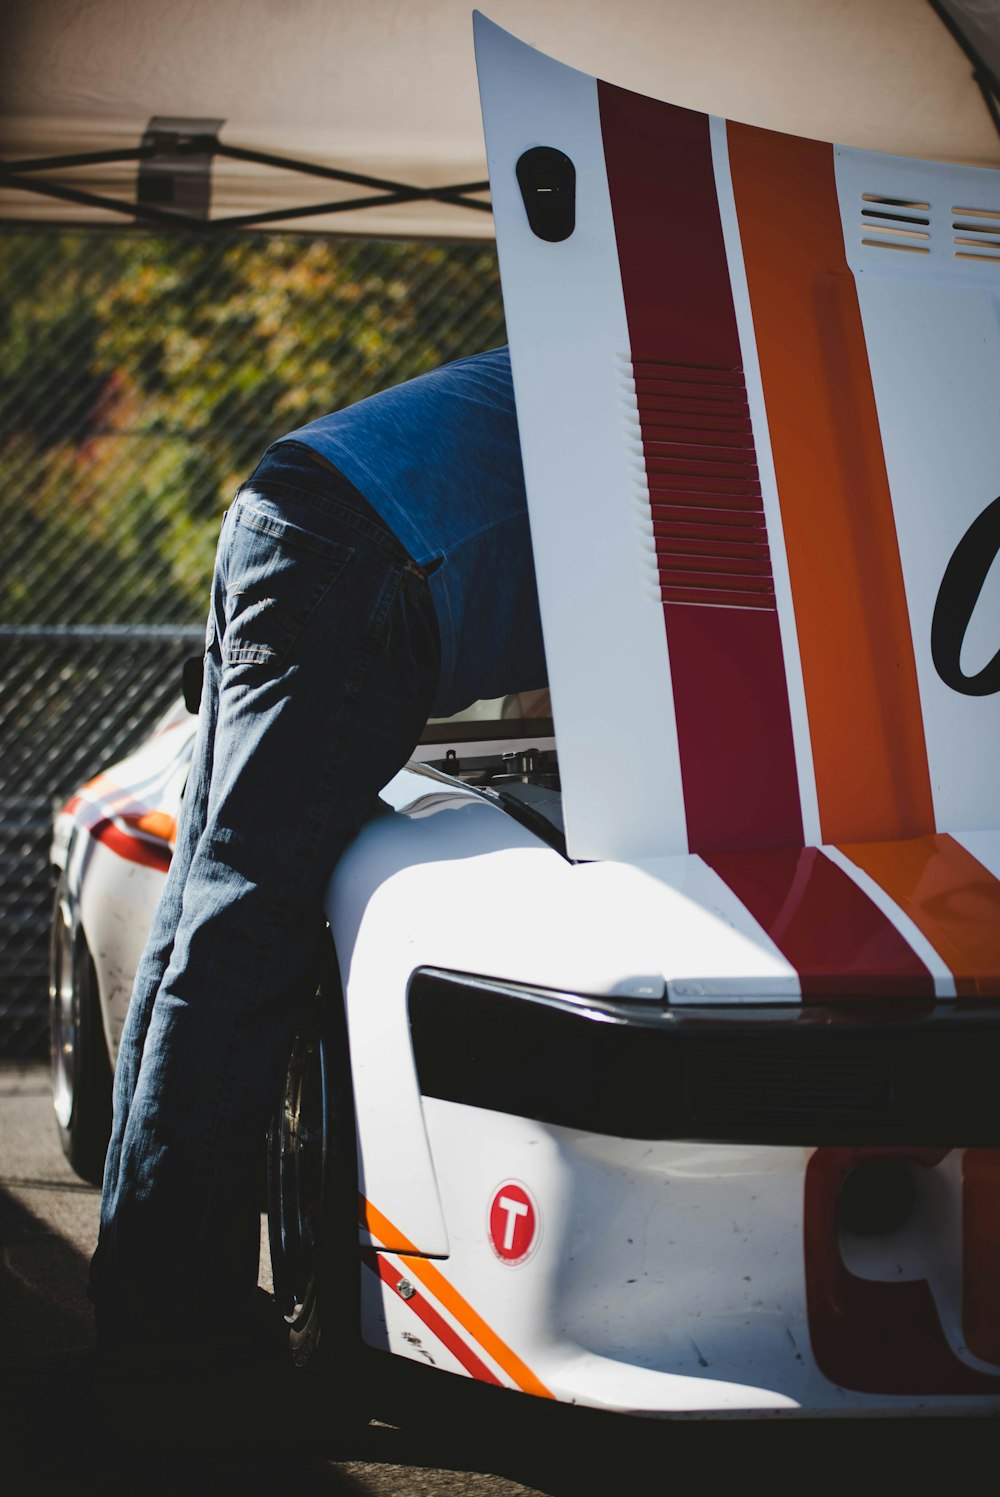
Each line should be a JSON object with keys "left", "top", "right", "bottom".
{"left": 0, "top": 1184, "right": 372, "bottom": 1496}
{"left": 1, "top": 1180, "right": 997, "bottom": 1496}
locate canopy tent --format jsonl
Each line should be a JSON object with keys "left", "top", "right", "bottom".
{"left": 2, "top": 0, "right": 1000, "bottom": 240}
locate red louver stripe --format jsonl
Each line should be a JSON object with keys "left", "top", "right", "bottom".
{"left": 705, "top": 846, "right": 935, "bottom": 1000}
{"left": 598, "top": 82, "right": 803, "bottom": 852}
{"left": 368, "top": 1254, "right": 503, "bottom": 1387}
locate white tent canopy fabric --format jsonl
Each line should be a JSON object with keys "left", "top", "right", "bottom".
{"left": 3, "top": 0, "right": 1000, "bottom": 240}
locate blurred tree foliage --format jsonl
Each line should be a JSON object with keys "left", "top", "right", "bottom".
{"left": 0, "top": 229, "right": 505, "bottom": 625}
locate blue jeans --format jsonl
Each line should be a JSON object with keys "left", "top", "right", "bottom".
{"left": 92, "top": 443, "right": 441, "bottom": 1350}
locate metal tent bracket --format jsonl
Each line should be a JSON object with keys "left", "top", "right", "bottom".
{"left": 0, "top": 116, "right": 491, "bottom": 230}
{"left": 138, "top": 117, "right": 223, "bottom": 220}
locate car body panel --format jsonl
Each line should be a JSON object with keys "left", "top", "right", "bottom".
{"left": 53, "top": 715, "right": 193, "bottom": 1055}
{"left": 475, "top": 12, "right": 1000, "bottom": 865}
{"left": 54, "top": 714, "right": 1000, "bottom": 1411}
{"left": 364, "top": 1104, "right": 1000, "bottom": 1413}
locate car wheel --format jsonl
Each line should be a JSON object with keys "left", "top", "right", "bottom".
{"left": 267, "top": 941, "right": 361, "bottom": 1376}
{"left": 49, "top": 881, "right": 114, "bottom": 1187}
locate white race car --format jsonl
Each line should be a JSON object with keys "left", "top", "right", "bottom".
{"left": 50, "top": 18, "right": 1000, "bottom": 1420}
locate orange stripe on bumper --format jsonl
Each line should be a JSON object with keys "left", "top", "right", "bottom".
{"left": 727, "top": 123, "right": 934, "bottom": 845}
{"left": 362, "top": 1197, "right": 552, "bottom": 1400}
{"left": 838, "top": 834, "right": 1000, "bottom": 997}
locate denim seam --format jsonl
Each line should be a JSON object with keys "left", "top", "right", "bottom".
{"left": 220, "top": 519, "right": 355, "bottom": 671}
{"left": 222, "top": 561, "right": 352, "bottom": 666}
{"left": 234, "top": 477, "right": 411, "bottom": 563}
{"left": 231, "top": 504, "right": 357, "bottom": 564}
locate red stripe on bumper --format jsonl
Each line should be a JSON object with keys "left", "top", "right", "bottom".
{"left": 371, "top": 1255, "right": 503, "bottom": 1387}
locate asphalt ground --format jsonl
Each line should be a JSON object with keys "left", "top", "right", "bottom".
{"left": 1, "top": 1059, "right": 996, "bottom": 1496}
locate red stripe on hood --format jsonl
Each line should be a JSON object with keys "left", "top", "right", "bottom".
{"left": 705, "top": 844, "right": 933, "bottom": 1000}
{"left": 598, "top": 81, "right": 803, "bottom": 853}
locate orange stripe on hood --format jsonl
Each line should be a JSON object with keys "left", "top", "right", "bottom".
{"left": 727, "top": 123, "right": 934, "bottom": 845}
{"left": 837, "top": 833, "right": 1000, "bottom": 996}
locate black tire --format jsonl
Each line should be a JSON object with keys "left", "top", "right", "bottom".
{"left": 49, "top": 880, "right": 114, "bottom": 1186}
{"left": 267, "top": 939, "right": 362, "bottom": 1378}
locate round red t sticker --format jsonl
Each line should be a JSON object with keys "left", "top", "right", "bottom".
{"left": 488, "top": 1180, "right": 539, "bottom": 1266}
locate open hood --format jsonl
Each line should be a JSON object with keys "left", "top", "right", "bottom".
{"left": 476, "top": 12, "right": 1000, "bottom": 861}
{"left": 475, "top": 14, "right": 1000, "bottom": 996}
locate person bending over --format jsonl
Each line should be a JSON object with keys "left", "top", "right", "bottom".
{"left": 91, "top": 346, "right": 546, "bottom": 1363}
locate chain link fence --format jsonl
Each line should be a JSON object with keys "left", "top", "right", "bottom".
{"left": 0, "top": 225, "right": 505, "bottom": 1054}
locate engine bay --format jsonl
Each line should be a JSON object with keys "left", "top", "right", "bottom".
{"left": 420, "top": 743, "right": 565, "bottom": 852}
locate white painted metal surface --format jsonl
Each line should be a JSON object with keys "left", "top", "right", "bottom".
{"left": 475, "top": 14, "right": 687, "bottom": 860}
{"left": 835, "top": 145, "right": 1000, "bottom": 834}
{"left": 359, "top": 1099, "right": 1000, "bottom": 1414}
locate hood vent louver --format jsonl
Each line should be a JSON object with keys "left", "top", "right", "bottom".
{"left": 620, "top": 357, "right": 776, "bottom": 612}
{"left": 860, "top": 193, "right": 930, "bottom": 254}
{"left": 859, "top": 193, "right": 1000, "bottom": 267}
{"left": 952, "top": 205, "right": 1000, "bottom": 264}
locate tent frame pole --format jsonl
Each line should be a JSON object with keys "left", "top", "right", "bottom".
{"left": 0, "top": 131, "right": 491, "bottom": 229}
